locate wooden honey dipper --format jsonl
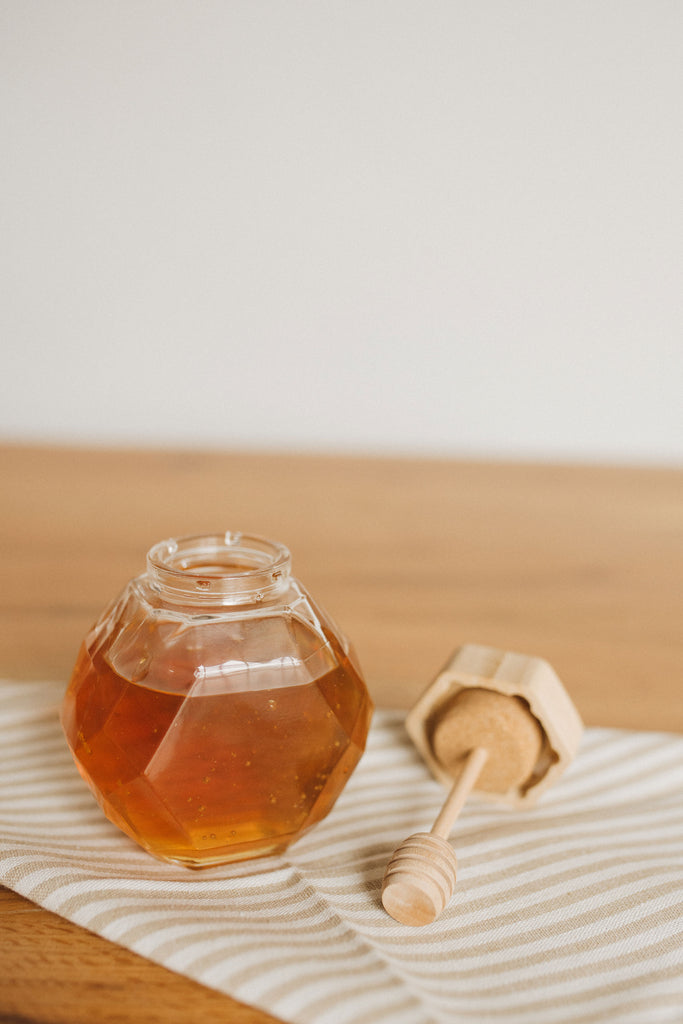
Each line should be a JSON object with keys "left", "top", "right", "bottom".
{"left": 381, "top": 645, "right": 584, "bottom": 927}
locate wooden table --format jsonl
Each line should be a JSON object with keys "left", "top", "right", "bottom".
{"left": 2, "top": 444, "right": 682, "bottom": 1023}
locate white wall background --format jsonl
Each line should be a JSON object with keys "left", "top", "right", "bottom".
{"left": 2, "top": 1, "right": 682, "bottom": 463}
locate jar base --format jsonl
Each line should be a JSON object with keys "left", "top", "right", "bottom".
{"left": 151, "top": 840, "right": 291, "bottom": 869}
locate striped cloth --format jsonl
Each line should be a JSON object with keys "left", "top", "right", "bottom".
{"left": 1, "top": 679, "right": 682, "bottom": 1024}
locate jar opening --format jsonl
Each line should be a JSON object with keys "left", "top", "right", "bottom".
{"left": 146, "top": 532, "right": 291, "bottom": 606}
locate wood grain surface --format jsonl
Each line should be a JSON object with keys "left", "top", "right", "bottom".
{"left": 1, "top": 443, "right": 682, "bottom": 1024}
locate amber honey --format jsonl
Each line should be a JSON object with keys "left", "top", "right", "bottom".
{"left": 62, "top": 630, "right": 371, "bottom": 866}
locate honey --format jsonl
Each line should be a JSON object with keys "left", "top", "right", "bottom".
{"left": 60, "top": 533, "right": 373, "bottom": 866}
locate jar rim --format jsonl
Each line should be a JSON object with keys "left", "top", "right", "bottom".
{"left": 146, "top": 532, "right": 291, "bottom": 606}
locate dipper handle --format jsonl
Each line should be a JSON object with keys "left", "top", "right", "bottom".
{"left": 430, "top": 746, "right": 489, "bottom": 838}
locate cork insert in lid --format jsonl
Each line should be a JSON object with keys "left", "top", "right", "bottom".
{"left": 429, "top": 688, "right": 547, "bottom": 800}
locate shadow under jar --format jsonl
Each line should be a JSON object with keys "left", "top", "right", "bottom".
{"left": 61, "top": 533, "right": 373, "bottom": 867}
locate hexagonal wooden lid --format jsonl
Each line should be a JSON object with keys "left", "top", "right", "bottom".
{"left": 406, "top": 644, "right": 584, "bottom": 807}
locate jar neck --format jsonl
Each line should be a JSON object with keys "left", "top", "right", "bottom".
{"left": 145, "top": 532, "right": 291, "bottom": 607}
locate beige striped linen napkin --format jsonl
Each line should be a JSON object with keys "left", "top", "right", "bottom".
{"left": 1, "top": 680, "right": 682, "bottom": 1024}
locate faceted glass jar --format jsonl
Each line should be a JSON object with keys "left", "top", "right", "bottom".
{"left": 61, "top": 533, "right": 373, "bottom": 867}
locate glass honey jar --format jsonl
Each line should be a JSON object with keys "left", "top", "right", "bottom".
{"left": 61, "top": 532, "right": 373, "bottom": 867}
